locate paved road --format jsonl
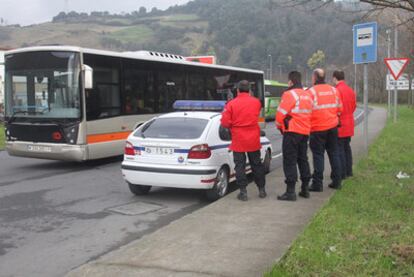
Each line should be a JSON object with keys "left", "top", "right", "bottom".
{"left": 0, "top": 108, "right": 363, "bottom": 277}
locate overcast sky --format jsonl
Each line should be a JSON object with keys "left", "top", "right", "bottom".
{"left": 0, "top": 0, "right": 190, "bottom": 26}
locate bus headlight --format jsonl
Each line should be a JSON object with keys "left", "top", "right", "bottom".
{"left": 63, "top": 125, "right": 79, "bottom": 145}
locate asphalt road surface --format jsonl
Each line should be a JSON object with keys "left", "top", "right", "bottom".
{"left": 0, "top": 108, "right": 363, "bottom": 277}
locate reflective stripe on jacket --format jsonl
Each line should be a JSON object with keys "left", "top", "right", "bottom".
{"left": 336, "top": 81, "right": 356, "bottom": 138}
{"left": 275, "top": 88, "right": 313, "bottom": 135}
{"left": 221, "top": 92, "right": 262, "bottom": 152}
{"left": 309, "top": 84, "right": 343, "bottom": 132}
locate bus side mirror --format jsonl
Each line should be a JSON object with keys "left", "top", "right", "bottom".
{"left": 134, "top": 121, "right": 145, "bottom": 130}
{"left": 83, "top": 65, "right": 93, "bottom": 90}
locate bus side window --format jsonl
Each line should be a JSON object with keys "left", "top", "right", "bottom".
{"left": 86, "top": 89, "right": 101, "bottom": 119}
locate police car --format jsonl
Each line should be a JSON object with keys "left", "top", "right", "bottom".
{"left": 121, "top": 101, "right": 272, "bottom": 201}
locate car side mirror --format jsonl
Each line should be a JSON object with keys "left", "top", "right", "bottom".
{"left": 260, "top": 130, "right": 266, "bottom": 137}
{"left": 83, "top": 64, "right": 93, "bottom": 90}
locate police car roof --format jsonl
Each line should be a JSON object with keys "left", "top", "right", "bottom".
{"left": 158, "top": 111, "right": 220, "bottom": 120}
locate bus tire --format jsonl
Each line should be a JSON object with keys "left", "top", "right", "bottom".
{"left": 128, "top": 183, "right": 152, "bottom": 195}
{"left": 264, "top": 150, "right": 271, "bottom": 174}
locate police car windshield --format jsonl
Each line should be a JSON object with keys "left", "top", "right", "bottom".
{"left": 134, "top": 117, "right": 208, "bottom": 139}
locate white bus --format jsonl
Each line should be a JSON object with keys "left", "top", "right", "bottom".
{"left": 4, "top": 46, "right": 265, "bottom": 161}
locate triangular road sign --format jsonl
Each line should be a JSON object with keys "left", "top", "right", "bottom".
{"left": 384, "top": 58, "right": 410, "bottom": 80}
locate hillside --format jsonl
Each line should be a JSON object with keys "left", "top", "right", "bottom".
{"left": 0, "top": 0, "right": 357, "bottom": 74}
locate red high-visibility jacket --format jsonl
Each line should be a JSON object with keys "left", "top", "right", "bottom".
{"left": 309, "top": 84, "right": 343, "bottom": 132}
{"left": 221, "top": 92, "right": 262, "bottom": 152}
{"left": 336, "top": 81, "right": 356, "bottom": 138}
{"left": 275, "top": 88, "right": 313, "bottom": 135}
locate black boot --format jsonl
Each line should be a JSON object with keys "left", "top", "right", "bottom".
{"left": 237, "top": 188, "right": 248, "bottom": 201}
{"left": 309, "top": 183, "right": 323, "bottom": 192}
{"left": 328, "top": 183, "right": 342, "bottom": 190}
{"left": 258, "top": 187, "right": 267, "bottom": 198}
{"left": 277, "top": 192, "right": 297, "bottom": 201}
{"left": 298, "top": 183, "right": 310, "bottom": 198}
{"left": 278, "top": 183, "right": 296, "bottom": 201}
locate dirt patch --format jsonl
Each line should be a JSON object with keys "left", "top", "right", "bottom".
{"left": 392, "top": 244, "right": 414, "bottom": 263}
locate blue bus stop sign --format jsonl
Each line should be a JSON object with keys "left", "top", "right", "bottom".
{"left": 353, "top": 22, "right": 378, "bottom": 64}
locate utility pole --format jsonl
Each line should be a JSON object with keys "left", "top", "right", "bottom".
{"left": 386, "top": 29, "right": 391, "bottom": 118}
{"left": 393, "top": 28, "right": 398, "bottom": 123}
{"left": 278, "top": 65, "right": 282, "bottom": 81}
{"left": 268, "top": 54, "right": 272, "bottom": 80}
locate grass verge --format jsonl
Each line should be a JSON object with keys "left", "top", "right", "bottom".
{"left": 266, "top": 107, "right": 414, "bottom": 276}
{"left": 107, "top": 25, "right": 153, "bottom": 43}
{"left": 0, "top": 123, "right": 4, "bottom": 150}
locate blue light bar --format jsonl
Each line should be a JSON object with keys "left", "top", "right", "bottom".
{"left": 173, "top": 100, "right": 226, "bottom": 111}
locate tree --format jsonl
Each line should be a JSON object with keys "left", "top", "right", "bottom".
{"left": 307, "top": 50, "right": 325, "bottom": 69}
{"left": 139, "top": 7, "right": 147, "bottom": 15}
{"left": 359, "top": 1, "right": 414, "bottom": 12}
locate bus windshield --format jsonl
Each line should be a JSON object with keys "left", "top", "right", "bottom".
{"left": 5, "top": 51, "right": 81, "bottom": 122}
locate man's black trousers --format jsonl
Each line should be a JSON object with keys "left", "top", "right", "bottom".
{"left": 282, "top": 132, "right": 311, "bottom": 193}
{"left": 233, "top": 151, "right": 265, "bottom": 189}
{"left": 338, "top": 137, "right": 353, "bottom": 178}
{"left": 309, "top": 127, "right": 342, "bottom": 188}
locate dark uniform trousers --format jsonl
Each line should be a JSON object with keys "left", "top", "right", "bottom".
{"left": 310, "top": 127, "right": 342, "bottom": 188}
{"left": 338, "top": 137, "right": 353, "bottom": 178}
{"left": 282, "top": 132, "right": 311, "bottom": 192}
{"left": 233, "top": 151, "right": 265, "bottom": 189}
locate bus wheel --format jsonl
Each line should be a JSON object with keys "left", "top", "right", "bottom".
{"left": 128, "top": 183, "right": 151, "bottom": 195}
{"left": 264, "top": 150, "right": 272, "bottom": 174}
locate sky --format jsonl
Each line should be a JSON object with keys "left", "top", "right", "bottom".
{"left": 0, "top": 0, "right": 190, "bottom": 26}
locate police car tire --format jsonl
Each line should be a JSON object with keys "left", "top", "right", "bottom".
{"left": 206, "top": 167, "right": 229, "bottom": 201}
{"left": 128, "top": 183, "right": 152, "bottom": 195}
{"left": 264, "top": 150, "right": 271, "bottom": 174}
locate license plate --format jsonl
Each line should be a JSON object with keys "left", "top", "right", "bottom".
{"left": 27, "top": 145, "right": 52, "bottom": 152}
{"left": 145, "top": 147, "right": 174, "bottom": 155}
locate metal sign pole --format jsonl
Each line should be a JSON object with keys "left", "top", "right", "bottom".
{"left": 386, "top": 29, "right": 391, "bottom": 117}
{"left": 394, "top": 28, "right": 398, "bottom": 123}
{"left": 363, "top": 63, "right": 369, "bottom": 152}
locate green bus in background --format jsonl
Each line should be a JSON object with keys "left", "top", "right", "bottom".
{"left": 264, "top": 79, "right": 288, "bottom": 121}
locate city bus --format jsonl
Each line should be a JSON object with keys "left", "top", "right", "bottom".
{"left": 4, "top": 46, "right": 264, "bottom": 161}
{"left": 264, "top": 79, "right": 288, "bottom": 120}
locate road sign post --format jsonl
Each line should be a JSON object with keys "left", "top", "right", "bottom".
{"left": 384, "top": 56, "right": 410, "bottom": 123}
{"left": 353, "top": 22, "right": 377, "bottom": 152}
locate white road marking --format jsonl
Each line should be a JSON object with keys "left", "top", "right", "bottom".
{"left": 355, "top": 110, "right": 364, "bottom": 121}
{"left": 272, "top": 152, "right": 282, "bottom": 159}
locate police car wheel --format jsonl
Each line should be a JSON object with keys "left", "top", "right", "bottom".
{"left": 128, "top": 183, "right": 152, "bottom": 195}
{"left": 264, "top": 150, "right": 271, "bottom": 174}
{"left": 206, "top": 167, "right": 229, "bottom": 201}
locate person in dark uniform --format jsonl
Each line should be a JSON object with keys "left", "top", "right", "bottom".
{"left": 221, "top": 80, "right": 266, "bottom": 201}
{"left": 275, "top": 71, "right": 313, "bottom": 201}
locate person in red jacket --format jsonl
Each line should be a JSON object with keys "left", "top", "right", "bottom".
{"left": 221, "top": 80, "right": 266, "bottom": 201}
{"left": 333, "top": 70, "right": 356, "bottom": 179}
{"left": 309, "top": 68, "right": 343, "bottom": 191}
{"left": 276, "top": 71, "right": 313, "bottom": 201}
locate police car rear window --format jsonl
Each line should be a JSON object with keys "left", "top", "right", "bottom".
{"left": 134, "top": 117, "right": 209, "bottom": 139}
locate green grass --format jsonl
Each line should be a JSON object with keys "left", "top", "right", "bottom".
{"left": 107, "top": 25, "right": 153, "bottom": 43}
{"left": 266, "top": 107, "right": 414, "bottom": 277}
{"left": 0, "top": 124, "right": 4, "bottom": 150}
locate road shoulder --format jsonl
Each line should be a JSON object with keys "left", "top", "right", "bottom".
{"left": 67, "top": 107, "right": 387, "bottom": 277}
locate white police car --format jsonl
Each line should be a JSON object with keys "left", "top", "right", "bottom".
{"left": 121, "top": 101, "right": 272, "bottom": 201}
